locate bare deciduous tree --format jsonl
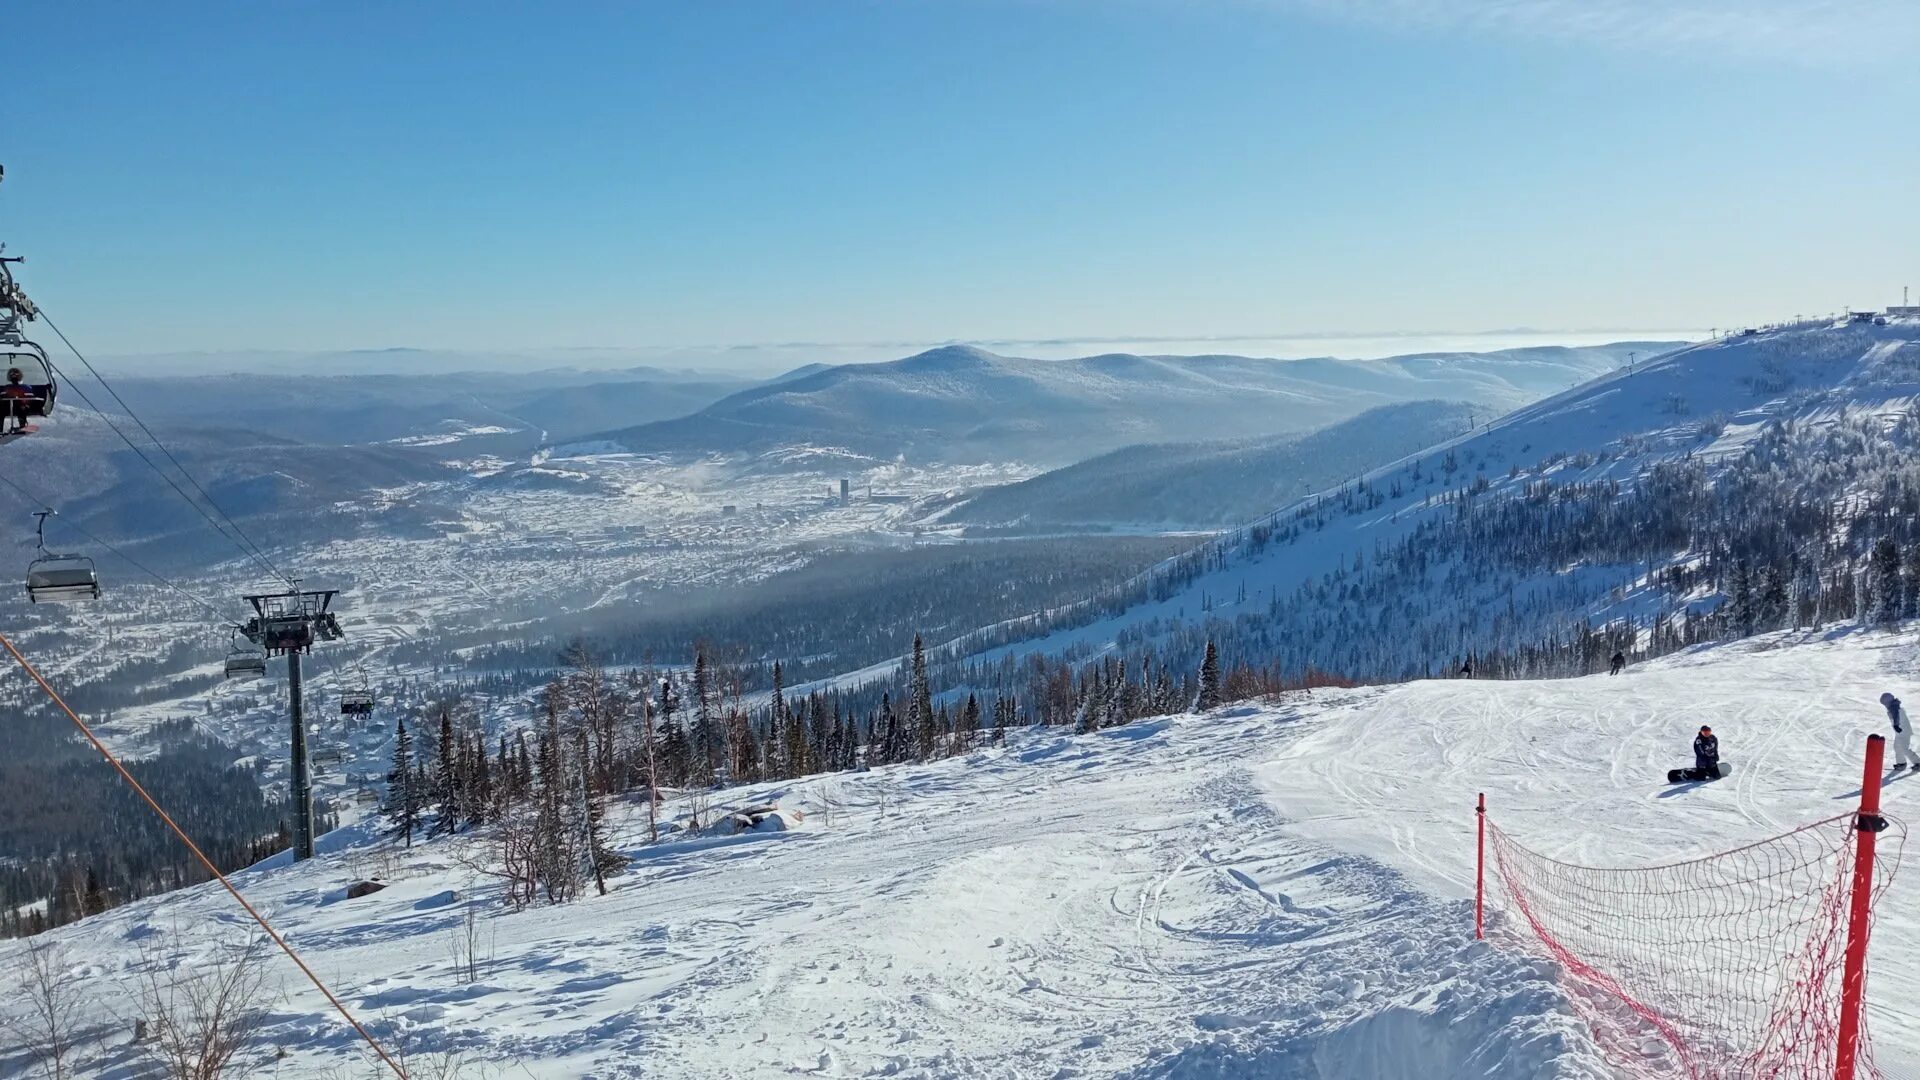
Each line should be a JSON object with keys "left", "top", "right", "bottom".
{"left": 2, "top": 940, "right": 88, "bottom": 1079}
{"left": 446, "top": 901, "right": 493, "bottom": 985}
{"left": 137, "top": 933, "right": 271, "bottom": 1079}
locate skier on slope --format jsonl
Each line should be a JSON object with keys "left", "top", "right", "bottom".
{"left": 1693, "top": 725, "right": 1720, "bottom": 777}
{"left": 1879, "top": 692, "right": 1917, "bottom": 771}
{"left": 1609, "top": 651, "right": 1626, "bottom": 676}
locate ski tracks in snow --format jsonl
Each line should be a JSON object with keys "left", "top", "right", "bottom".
{"left": 6, "top": 690, "right": 1615, "bottom": 1078}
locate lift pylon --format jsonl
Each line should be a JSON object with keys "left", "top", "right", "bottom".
{"left": 241, "top": 587, "right": 344, "bottom": 861}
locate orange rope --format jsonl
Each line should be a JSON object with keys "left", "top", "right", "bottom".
{"left": 0, "top": 629, "right": 408, "bottom": 1078}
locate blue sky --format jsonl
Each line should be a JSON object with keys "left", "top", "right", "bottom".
{"left": 4, "top": 1, "right": 1916, "bottom": 358}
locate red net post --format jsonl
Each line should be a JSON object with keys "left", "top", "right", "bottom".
{"left": 1835, "top": 734, "right": 1887, "bottom": 1080}
{"left": 1476, "top": 792, "right": 1486, "bottom": 940}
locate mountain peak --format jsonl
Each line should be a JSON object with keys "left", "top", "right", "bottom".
{"left": 895, "top": 344, "right": 1005, "bottom": 372}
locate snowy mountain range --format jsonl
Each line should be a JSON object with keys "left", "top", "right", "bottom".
{"left": 939, "top": 400, "right": 1477, "bottom": 531}
{"left": 916, "top": 318, "right": 1920, "bottom": 692}
{"left": 582, "top": 342, "right": 1671, "bottom": 467}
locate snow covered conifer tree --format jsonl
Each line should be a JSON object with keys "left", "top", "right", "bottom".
{"left": 1728, "top": 559, "right": 1755, "bottom": 638}
{"left": 1197, "top": 640, "right": 1222, "bottom": 710}
{"left": 656, "top": 675, "right": 688, "bottom": 788}
{"left": 691, "top": 647, "right": 717, "bottom": 785}
{"left": 767, "top": 661, "right": 790, "bottom": 777}
{"left": 960, "top": 693, "right": 981, "bottom": 749}
{"left": 909, "top": 633, "right": 935, "bottom": 758}
{"left": 431, "top": 705, "right": 461, "bottom": 838}
{"left": 1871, "top": 537, "right": 1904, "bottom": 625}
{"left": 1903, "top": 543, "right": 1920, "bottom": 621}
{"left": 876, "top": 693, "right": 897, "bottom": 764}
{"left": 574, "top": 729, "right": 624, "bottom": 896}
{"left": 386, "top": 716, "right": 420, "bottom": 847}
{"left": 1758, "top": 563, "right": 1789, "bottom": 632}
{"left": 468, "top": 735, "right": 493, "bottom": 827}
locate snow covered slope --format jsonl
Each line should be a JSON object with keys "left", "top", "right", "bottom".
{"left": 929, "top": 319, "right": 1920, "bottom": 682}
{"left": 1271, "top": 626, "right": 1920, "bottom": 1077}
{"left": 9, "top": 624, "right": 1916, "bottom": 1077}
{"left": 941, "top": 400, "right": 1477, "bottom": 531}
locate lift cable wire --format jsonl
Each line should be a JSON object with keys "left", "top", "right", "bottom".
{"left": 0, "top": 628, "right": 408, "bottom": 1079}
{"left": 38, "top": 356, "right": 293, "bottom": 591}
{"left": 0, "top": 468, "right": 242, "bottom": 625}
{"left": 34, "top": 311, "right": 296, "bottom": 589}
{"left": 39, "top": 310, "right": 295, "bottom": 587}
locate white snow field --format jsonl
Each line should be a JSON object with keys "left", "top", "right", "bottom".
{"left": 8, "top": 628, "right": 1918, "bottom": 1078}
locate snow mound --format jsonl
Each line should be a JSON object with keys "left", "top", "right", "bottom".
{"left": 1127, "top": 960, "right": 1608, "bottom": 1079}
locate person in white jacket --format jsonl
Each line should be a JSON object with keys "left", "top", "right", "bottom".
{"left": 1879, "top": 692, "right": 1917, "bottom": 770}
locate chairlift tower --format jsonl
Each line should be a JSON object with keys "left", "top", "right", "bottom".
{"left": 241, "top": 587, "right": 344, "bottom": 861}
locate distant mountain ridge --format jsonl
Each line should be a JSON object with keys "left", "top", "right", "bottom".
{"left": 576, "top": 341, "right": 1677, "bottom": 467}
{"left": 913, "top": 317, "right": 1920, "bottom": 687}
{"left": 943, "top": 400, "right": 1477, "bottom": 531}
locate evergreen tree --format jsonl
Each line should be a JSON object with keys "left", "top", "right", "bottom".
{"left": 909, "top": 633, "right": 936, "bottom": 758}
{"left": 386, "top": 716, "right": 420, "bottom": 847}
{"left": 1904, "top": 543, "right": 1920, "bottom": 620}
{"left": 431, "top": 706, "right": 461, "bottom": 838}
{"left": 1758, "top": 563, "right": 1790, "bottom": 631}
{"left": 574, "top": 729, "right": 625, "bottom": 895}
{"left": 960, "top": 693, "right": 981, "bottom": 748}
{"left": 1197, "top": 639, "right": 1222, "bottom": 710}
{"left": 1870, "top": 537, "right": 1903, "bottom": 625}
{"left": 767, "top": 661, "right": 790, "bottom": 776}
{"left": 469, "top": 735, "right": 494, "bottom": 827}
{"left": 83, "top": 867, "right": 105, "bottom": 916}
{"left": 536, "top": 704, "right": 572, "bottom": 902}
{"left": 691, "top": 647, "right": 717, "bottom": 784}
{"left": 876, "top": 692, "right": 898, "bottom": 764}
{"left": 1728, "top": 559, "right": 1755, "bottom": 638}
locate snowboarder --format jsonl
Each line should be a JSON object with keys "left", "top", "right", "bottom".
{"left": 1609, "top": 651, "right": 1626, "bottom": 676}
{"left": 1459, "top": 657, "right": 1473, "bottom": 678}
{"left": 1694, "top": 725, "right": 1719, "bottom": 775}
{"left": 1880, "top": 692, "right": 1917, "bottom": 771}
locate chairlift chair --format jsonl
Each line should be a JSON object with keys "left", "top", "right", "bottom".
{"left": 340, "top": 688, "right": 375, "bottom": 716}
{"left": 0, "top": 337, "right": 54, "bottom": 422}
{"left": 242, "top": 590, "right": 341, "bottom": 654}
{"left": 24, "top": 511, "right": 99, "bottom": 603}
{"left": 224, "top": 629, "right": 269, "bottom": 680}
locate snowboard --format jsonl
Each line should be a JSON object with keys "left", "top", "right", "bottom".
{"left": 1667, "top": 762, "right": 1734, "bottom": 784}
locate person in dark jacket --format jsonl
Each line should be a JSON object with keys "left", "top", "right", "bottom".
{"left": 1694, "top": 725, "right": 1720, "bottom": 775}
{"left": 1, "top": 367, "right": 33, "bottom": 434}
{"left": 1609, "top": 651, "right": 1626, "bottom": 676}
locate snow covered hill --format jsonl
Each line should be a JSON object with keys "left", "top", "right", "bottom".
{"left": 921, "top": 318, "right": 1920, "bottom": 688}
{"left": 8, "top": 624, "right": 1917, "bottom": 1078}
{"left": 940, "top": 400, "right": 1477, "bottom": 531}
{"left": 585, "top": 342, "right": 1669, "bottom": 467}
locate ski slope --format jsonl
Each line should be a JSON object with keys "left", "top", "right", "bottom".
{"left": 5, "top": 628, "right": 1916, "bottom": 1077}
{"left": 935, "top": 318, "right": 1920, "bottom": 677}
{"left": 1272, "top": 625, "right": 1920, "bottom": 1076}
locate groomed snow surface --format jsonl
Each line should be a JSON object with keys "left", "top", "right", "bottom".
{"left": 7, "top": 629, "right": 1918, "bottom": 1078}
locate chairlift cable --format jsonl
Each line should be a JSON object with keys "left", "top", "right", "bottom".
{"left": 39, "top": 353, "right": 293, "bottom": 590}
{"left": 0, "top": 469, "right": 240, "bottom": 623}
{"left": 0, "top": 627, "right": 409, "bottom": 1079}
{"left": 38, "top": 310, "right": 297, "bottom": 589}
